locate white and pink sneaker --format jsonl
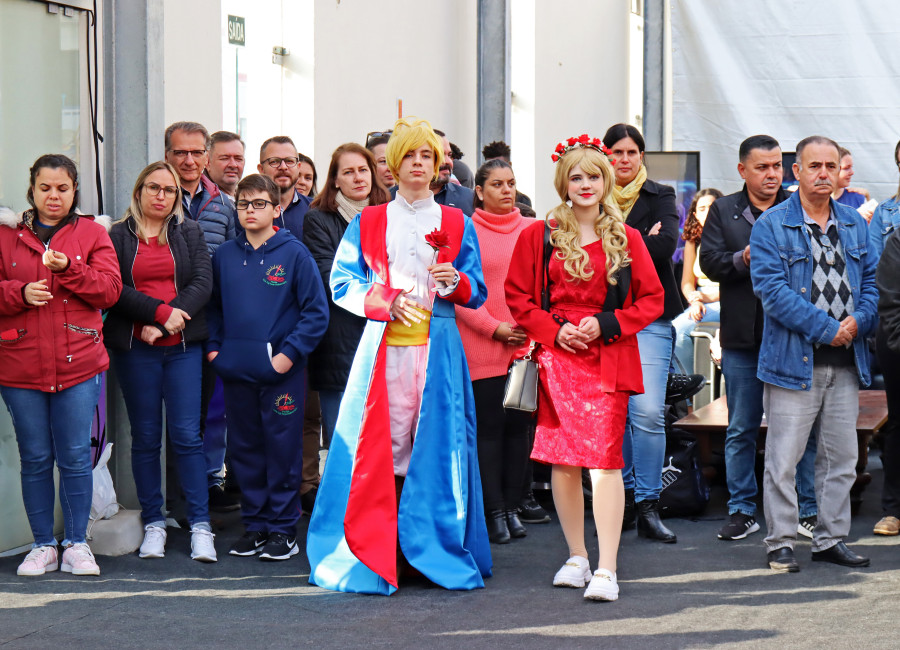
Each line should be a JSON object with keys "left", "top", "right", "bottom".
{"left": 17, "top": 545, "right": 58, "bottom": 576}
{"left": 61, "top": 543, "right": 100, "bottom": 576}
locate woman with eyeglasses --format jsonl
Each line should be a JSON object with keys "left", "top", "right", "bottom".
{"left": 104, "top": 161, "right": 216, "bottom": 563}
{"left": 303, "top": 143, "right": 391, "bottom": 447}
{"left": 0, "top": 154, "right": 121, "bottom": 577}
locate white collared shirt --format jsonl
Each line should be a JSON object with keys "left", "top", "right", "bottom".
{"left": 386, "top": 192, "right": 457, "bottom": 306}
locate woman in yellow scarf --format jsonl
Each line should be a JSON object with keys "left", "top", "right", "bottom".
{"left": 603, "top": 123, "right": 682, "bottom": 544}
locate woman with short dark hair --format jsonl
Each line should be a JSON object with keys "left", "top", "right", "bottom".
{"left": 0, "top": 154, "right": 122, "bottom": 577}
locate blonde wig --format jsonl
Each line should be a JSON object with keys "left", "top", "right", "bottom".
{"left": 547, "top": 147, "right": 631, "bottom": 284}
{"left": 384, "top": 117, "right": 444, "bottom": 182}
{"left": 120, "top": 161, "right": 184, "bottom": 244}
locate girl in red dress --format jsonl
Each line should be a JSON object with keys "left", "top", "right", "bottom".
{"left": 505, "top": 139, "right": 663, "bottom": 601}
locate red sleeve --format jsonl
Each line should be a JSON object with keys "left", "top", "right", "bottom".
{"left": 53, "top": 222, "right": 122, "bottom": 309}
{"left": 364, "top": 283, "right": 403, "bottom": 321}
{"left": 614, "top": 227, "right": 664, "bottom": 335}
{"left": 504, "top": 221, "right": 562, "bottom": 348}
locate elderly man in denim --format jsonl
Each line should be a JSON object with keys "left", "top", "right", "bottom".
{"left": 750, "top": 136, "right": 878, "bottom": 573}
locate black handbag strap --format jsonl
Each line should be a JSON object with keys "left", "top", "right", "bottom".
{"left": 541, "top": 222, "right": 552, "bottom": 312}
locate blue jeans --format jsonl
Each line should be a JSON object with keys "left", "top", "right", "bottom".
{"left": 113, "top": 342, "right": 209, "bottom": 527}
{"left": 1, "top": 374, "right": 101, "bottom": 547}
{"left": 318, "top": 389, "right": 344, "bottom": 449}
{"left": 622, "top": 319, "right": 673, "bottom": 501}
{"left": 721, "top": 347, "right": 817, "bottom": 517}
{"left": 671, "top": 301, "right": 720, "bottom": 374}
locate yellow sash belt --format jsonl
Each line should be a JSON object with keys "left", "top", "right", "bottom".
{"left": 385, "top": 307, "right": 431, "bottom": 346}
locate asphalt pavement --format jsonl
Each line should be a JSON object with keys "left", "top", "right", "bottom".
{"left": 1, "top": 454, "right": 898, "bottom": 649}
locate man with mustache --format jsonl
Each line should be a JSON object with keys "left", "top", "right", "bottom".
{"left": 258, "top": 136, "right": 312, "bottom": 235}
{"left": 750, "top": 136, "right": 878, "bottom": 573}
{"left": 700, "top": 135, "right": 818, "bottom": 543}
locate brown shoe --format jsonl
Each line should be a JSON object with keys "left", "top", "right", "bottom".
{"left": 873, "top": 516, "right": 900, "bottom": 536}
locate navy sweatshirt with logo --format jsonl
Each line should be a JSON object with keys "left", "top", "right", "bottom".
{"left": 207, "top": 227, "right": 328, "bottom": 384}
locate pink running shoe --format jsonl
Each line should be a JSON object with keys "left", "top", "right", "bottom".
{"left": 61, "top": 543, "right": 100, "bottom": 576}
{"left": 17, "top": 545, "right": 58, "bottom": 576}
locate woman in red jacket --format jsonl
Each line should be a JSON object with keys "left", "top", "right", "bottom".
{"left": 505, "top": 138, "right": 663, "bottom": 601}
{"left": 0, "top": 154, "right": 122, "bottom": 577}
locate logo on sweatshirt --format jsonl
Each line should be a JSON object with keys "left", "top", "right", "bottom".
{"left": 264, "top": 264, "right": 287, "bottom": 286}
{"left": 274, "top": 393, "right": 298, "bottom": 416}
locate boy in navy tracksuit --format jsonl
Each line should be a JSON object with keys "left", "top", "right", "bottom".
{"left": 207, "top": 174, "right": 328, "bottom": 560}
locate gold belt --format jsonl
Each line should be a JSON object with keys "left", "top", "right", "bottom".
{"left": 385, "top": 307, "right": 431, "bottom": 346}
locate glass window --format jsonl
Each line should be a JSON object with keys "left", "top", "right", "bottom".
{"left": 0, "top": 0, "right": 89, "bottom": 213}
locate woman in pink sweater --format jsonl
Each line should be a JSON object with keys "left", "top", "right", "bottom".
{"left": 457, "top": 159, "right": 534, "bottom": 544}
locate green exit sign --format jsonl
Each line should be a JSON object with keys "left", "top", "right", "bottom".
{"left": 228, "top": 15, "right": 245, "bottom": 46}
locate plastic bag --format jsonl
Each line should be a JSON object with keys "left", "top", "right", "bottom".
{"left": 90, "top": 442, "right": 120, "bottom": 520}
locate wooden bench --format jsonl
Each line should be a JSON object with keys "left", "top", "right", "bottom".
{"left": 674, "top": 390, "right": 888, "bottom": 513}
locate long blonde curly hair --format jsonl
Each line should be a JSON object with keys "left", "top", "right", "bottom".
{"left": 547, "top": 147, "right": 631, "bottom": 283}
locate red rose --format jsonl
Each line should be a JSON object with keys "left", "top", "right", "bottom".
{"left": 592, "top": 138, "right": 602, "bottom": 146}
{"left": 578, "top": 134, "right": 589, "bottom": 143}
{"left": 566, "top": 137, "right": 577, "bottom": 146}
{"left": 551, "top": 153, "right": 560, "bottom": 162}
{"left": 425, "top": 228, "right": 451, "bottom": 251}
{"left": 555, "top": 142, "right": 565, "bottom": 153}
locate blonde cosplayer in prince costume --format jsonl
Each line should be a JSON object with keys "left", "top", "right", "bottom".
{"left": 307, "top": 118, "right": 491, "bottom": 595}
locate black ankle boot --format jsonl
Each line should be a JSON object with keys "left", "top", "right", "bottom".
{"left": 486, "top": 509, "right": 510, "bottom": 544}
{"left": 636, "top": 499, "right": 676, "bottom": 543}
{"left": 622, "top": 488, "right": 636, "bottom": 531}
{"left": 506, "top": 509, "right": 527, "bottom": 538}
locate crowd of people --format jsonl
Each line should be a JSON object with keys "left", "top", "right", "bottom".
{"left": 1, "top": 117, "right": 899, "bottom": 602}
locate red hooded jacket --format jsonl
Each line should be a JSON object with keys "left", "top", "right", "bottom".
{"left": 0, "top": 210, "right": 122, "bottom": 391}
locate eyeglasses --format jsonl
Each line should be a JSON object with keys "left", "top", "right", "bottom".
{"left": 812, "top": 229, "right": 836, "bottom": 266}
{"left": 143, "top": 183, "right": 178, "bottom": 198}
{"left": 236, "top": 199, "right": 277, "bottom": 211}
{"left": 262, "top": 156, "right": 299, "bottom": 169}
{"left": 365, "top": 130, "right": 392, "bottom": 148}
{"left": 168, "top": 149, "right": 207, "bottom": 159}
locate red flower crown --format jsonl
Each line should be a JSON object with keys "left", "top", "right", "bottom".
{"left": 551, "top": 134, "right": 615, "bottom": 164}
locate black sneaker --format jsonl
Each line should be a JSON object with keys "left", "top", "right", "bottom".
{"left": 665, "top": 373, "right": 706, "bottom": 405}
{"left": 229, "top": 530, "right": 267, "bottom": 556}
{"left": 209, "top": 484, "right": 241, "bottom": 513}
{"left": 717, "top": 512, "right": 760, "bottom": 540}
{"left": 797, "top": 515, "right": 817, "bottom": 539}
{"left": 259, "top": 533, "right": 299, "bottom": 561}
{"left": 517, "top": 492, "right": 551, "bottom": 524}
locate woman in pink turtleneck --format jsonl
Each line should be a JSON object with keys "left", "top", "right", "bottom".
{"left": 456, "top": 159, "right": 536, "bottom": 544}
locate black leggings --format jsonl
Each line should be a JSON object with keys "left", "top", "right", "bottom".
{"left": 472, "top": 376, "right": 532, "bottom": 512}
{"left": 877, "top": 329, "right": 900, "bottom": 517}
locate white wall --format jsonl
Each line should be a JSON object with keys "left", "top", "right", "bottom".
{"left": 163, "top": 0, "right": 224, "bottom": 136}
{"left": 311, "top": 0, "right": 478, "bottom": 176}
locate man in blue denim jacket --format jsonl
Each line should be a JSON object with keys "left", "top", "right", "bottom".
{"left": 750, "top": 136, "right": 878, "bottom": 573}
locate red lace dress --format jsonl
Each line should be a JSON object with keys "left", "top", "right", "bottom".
{"left": 530, "top": 241, "right": 632, "bottom": 469}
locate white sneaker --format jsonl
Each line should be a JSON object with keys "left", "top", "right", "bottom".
{"left": 552, "top": 555, "right": 592, "bottom": 588}
{"left": 190, "top": 527, "right": 217, "bottom": 563}
{"left": 139, "top": 525, "right": 167, "bottom": 558}
{"left": 584, "top": 568, "right": 619, "bottom": 601}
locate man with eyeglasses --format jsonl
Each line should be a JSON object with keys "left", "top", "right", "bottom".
{"left": 750, "top": 136, "right": 878, "bottom": 573}
{"left": 165, "top": 121, "right": 239, "bottom": 515}
{"left": 164, "top": 122, "right": 237, "bottom": 255}
{"left": 257, "top": 136, "right": 312, "bottom": 236}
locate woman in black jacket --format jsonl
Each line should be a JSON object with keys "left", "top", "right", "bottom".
{"left": 104, "top": 161, "right": 215, "bottom": 562}
{"left": 604, "top": 124, "right": 681, "bottom": 543}
{"left": 303, "top": 143, "right": 390, "bottom": 446}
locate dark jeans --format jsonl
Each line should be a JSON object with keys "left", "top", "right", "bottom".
{"left": 877, "top": 329, "right": 900, "bottom": 517}
{"left": 113, "top": 342, "right": 209, "bottom": 527}
{"left": 1, "top": 374, "right": 101, "bottom": 547}
{"left": 472, "top": 376, "right": 531, "bottom": 512}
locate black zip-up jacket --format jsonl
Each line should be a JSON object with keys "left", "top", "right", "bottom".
{"left": 302, "top": 207, "right": 366, "bottom": 392}
{"left": 625, "top": 178, "right": 682, "bottom": 320}
{"left": 699, "top": 185, "right": 788, "bottom": 350}
{"left": 104, "top": 216, "right": 212, "bottom": 350}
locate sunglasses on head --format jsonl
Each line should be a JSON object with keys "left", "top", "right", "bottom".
{"left": 365, "top": 130, "right": 393, "bottom": 148}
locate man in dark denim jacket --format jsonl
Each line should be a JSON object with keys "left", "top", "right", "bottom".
{"left": 750, "top": 136, "right": 878, "bottom": 573}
